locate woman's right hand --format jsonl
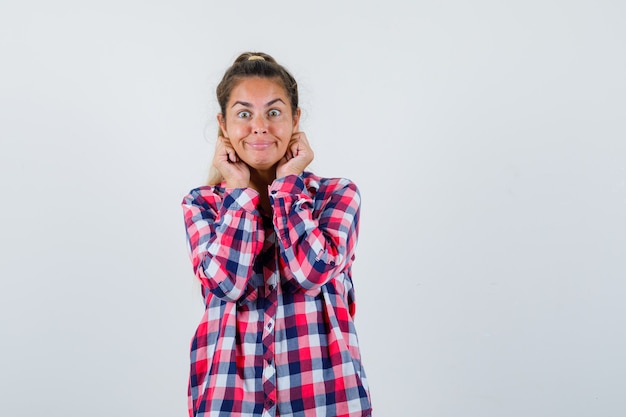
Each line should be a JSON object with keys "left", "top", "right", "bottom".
{"left": 213, "top": 136, "right": 250, "bottom": 188}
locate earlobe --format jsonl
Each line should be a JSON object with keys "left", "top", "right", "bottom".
{"left": 217, "top": 113, "right": 228, "bottom": 137}
{"left": 293, "top": 108, "right": 301, "bottom": 131}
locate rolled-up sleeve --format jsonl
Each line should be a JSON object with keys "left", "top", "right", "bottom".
{"left": 182, "top": 186, "right": 264, "bottom": 302}
{"left": 269, "top": 174, "right": 360, "bottom": 292}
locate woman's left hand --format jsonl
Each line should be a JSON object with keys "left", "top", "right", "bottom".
{"left": 276, "top": 132, "right": 314, "bottom": 178}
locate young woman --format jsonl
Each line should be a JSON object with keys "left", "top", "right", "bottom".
{"left": 182, "top": 52, "right": 372, "bottom": 417}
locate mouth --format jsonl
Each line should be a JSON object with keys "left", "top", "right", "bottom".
{"left": 246, "top": 141, "right": 274, "bottom": 150}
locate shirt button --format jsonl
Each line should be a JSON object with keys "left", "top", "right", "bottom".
{"left": 266, "top": 399, "right": 275, "bottom": 407}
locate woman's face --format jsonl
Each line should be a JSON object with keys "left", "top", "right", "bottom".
{"left": 218, "top": 77, "right": 300, "bottom": 172}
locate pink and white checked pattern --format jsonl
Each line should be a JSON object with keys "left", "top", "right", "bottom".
{"left": 182, "top": 173, "right": 371, "bottom": 416}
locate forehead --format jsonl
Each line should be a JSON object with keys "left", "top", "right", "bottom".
{"left": 229, "top": 77, "right": 289, "bottom": 105}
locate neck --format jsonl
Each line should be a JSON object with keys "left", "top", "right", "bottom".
{"left": 248, "top": 168, "right": 276, "bottom": 215}
{"left": 249, "top": 167, "right": 276, "bottom": 192}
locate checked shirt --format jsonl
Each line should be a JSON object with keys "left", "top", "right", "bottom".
{"left": 182, "top": 172, "right": 372, "bottom": 417}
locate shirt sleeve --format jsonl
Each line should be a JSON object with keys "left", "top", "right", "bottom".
{"left": 269, "top": 175, "right": 361, "bottom": 292}
{"left": 182, "top": 186, "right": 265, "bottom": 302}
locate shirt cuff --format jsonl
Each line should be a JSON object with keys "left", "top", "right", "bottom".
{"left": 269, "top": 174, "right": 306, "bottom": 196}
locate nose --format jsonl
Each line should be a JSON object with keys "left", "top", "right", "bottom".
{"left": 252, "top": 116, "right": 268, "bottom": 134}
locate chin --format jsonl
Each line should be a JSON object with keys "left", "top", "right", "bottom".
{"left": 246, "top": 159, "right": 280, "bottom": 172}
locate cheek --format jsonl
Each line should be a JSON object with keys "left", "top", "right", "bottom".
{"left": 225, "top": 120, "right": 247, "bottom": 136}
{"left": 274, "top": 121, "right": 295, "bottom": 135}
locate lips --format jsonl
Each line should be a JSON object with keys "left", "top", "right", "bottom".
{"left": 246, "top": 141, "right": 274, "bottom": 150}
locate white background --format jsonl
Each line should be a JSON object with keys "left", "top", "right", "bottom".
{"left": 1, "top": 1, "right": 625, "bottom": 416}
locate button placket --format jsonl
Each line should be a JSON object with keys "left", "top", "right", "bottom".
{"left": 261, "top": 256, "right": 279, "bottom": 414}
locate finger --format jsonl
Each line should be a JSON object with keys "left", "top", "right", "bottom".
{"left": 216, "top": 136, "right": 228, "bottom": 154}
{"left": 292, "top": 132, "right": 310, "bottom": 154}
{"left": 218, "top": 137, "right": 239, "bottom": 163}
{"left": 293, "top": 131, "right": 309, "bottom": 145}
{"left": 286, "top": 144, "right": 295, "bottom": 160}
{"left": 214, "top": 141, "right": 226, "bottom": 163}
{"left": 289, "top": 132, "right": 300, "bottom": 144}
{"left": 293, "top": 138, "right": 304, "bottom": 157}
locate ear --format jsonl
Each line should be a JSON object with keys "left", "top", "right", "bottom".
{"left": 217, "top": 113, "right": 228, "bottom": 138}
{"left": 292, "top": 108, "right": 301, "bottom": 131}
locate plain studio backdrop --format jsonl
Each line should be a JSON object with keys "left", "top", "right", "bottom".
{"left": 1, "top": 1, "right": 625, "bottom": 416}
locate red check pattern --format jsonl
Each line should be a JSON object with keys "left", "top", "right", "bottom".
{"left": 182, "top": 172, "right": 372, "bottom": 417}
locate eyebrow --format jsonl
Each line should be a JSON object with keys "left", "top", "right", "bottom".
{"left": 231, "top": 98, "right": 286, "bottom": 108}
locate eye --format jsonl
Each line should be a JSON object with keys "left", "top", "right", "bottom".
{"left": 268, "top": 109, "right": 281, "bottom": 117}
{"left": 237, "top": 111, "right": 251, "bottom": 118}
